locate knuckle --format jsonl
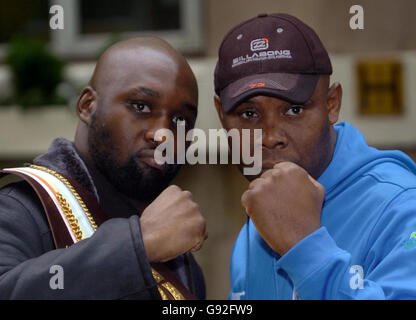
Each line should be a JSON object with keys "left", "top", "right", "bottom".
{"left": 191, "top": 240, "right": 204, "bottom": 252}
{"left": 260, "top": 177, "right": 271, "bottom": 188}
{"left": 318, "top": 184, "right": 326, "bottom": 196}
{"left": 288, "top": 164, "right": 307, "bottom": 178}
{"left": 197, "top": 214, "right": 206, "bottom": 228}
{"left": 279, "top": 161, "right": 292, "bottom": 168}
{"left": 241, "top": 190, "right": 254, "bottom": 209}
{"left": 190, "top": 201, "right": 200, "bottom": 212}
{"left": 169, "top": 185, "right": 182, "bottom": 193}
{"left": 251, "top": 177, "right": 267, "bottom": 189}
{"left": 285, "top": 162, "right": 298, "bottom": 172}
{"left": 182, "top": 190, "right": 193, "bottom": 199}
{"left": 260, "top": 177, "right": 270, "bottom": 187}
{"left": 241, "top": 190, "right": 249, "bottom": 205}
{"left": 274, "top": 161, "right": 290, "bottom": 169}
{"left": 271, "top": 169, "right": 281, "bottom": 178}
{"left": 189, "top": 206, "right": 204, "bottom": 225}
{"left": 248, "top": 178, "right": 260, "bottom": 189}
{"left": 283, "top": 161, "right": 299, "bottom": 172}
{"left": 299, "top": 167, "right": 308, "bottom": 176}
{"left": 193, "top": 233, "right": 203, "bottom": 246}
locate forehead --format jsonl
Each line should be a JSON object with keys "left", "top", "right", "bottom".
{"left": 101, "top": 48, "right": 197, "bottom": 103}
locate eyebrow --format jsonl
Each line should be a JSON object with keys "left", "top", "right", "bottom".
{"left": 235, "top": 99, "right": 259, "bottom": 110}
{"left": 128, "top": 86, "right": 161, "bottom": 99}
{"left": 126, "top": 86, "right": 197, "bottom": 114}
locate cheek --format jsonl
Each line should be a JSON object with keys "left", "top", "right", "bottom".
{"left": 291, "top": 120, "right": 331, "bottom": 170}
{"left": 97, "top": 110, "right": 140, "bottom": 161}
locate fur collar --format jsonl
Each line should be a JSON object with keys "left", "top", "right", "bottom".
{"left": 32, "top": 138, "right": 99, "bottom": 200}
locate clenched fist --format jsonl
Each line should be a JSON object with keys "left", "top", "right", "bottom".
{"left": 241, "top": 162, "right": 325, "bottom": 256}
{"left": 140, "top": 185, "right": 207, "bottom": 262}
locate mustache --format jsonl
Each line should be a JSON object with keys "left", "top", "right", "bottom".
{"left": 135, "top": 148, "right": 157, "bottom": 158}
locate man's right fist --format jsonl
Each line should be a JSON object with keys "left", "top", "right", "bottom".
{"left": 140, "top": 185, "right": 207, "bottom": 262}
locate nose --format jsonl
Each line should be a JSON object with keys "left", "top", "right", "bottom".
{"left": 144, "top": 115, "right": 171, "bottom": 146}
{"left": 262, "top": 124, "right": 288, "bottom": 150}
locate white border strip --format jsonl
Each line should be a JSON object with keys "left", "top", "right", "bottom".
{"left": 4, "top": 167, "right": 78, "bottom": 242}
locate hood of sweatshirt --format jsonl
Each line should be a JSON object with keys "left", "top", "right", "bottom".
{"left": 318, "top": 122, "right": 416, "bottom": 200}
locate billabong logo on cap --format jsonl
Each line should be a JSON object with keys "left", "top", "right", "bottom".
{"left": 250, "top": 38, "right": 269, "bottom": 51}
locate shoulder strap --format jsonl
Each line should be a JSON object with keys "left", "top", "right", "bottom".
{"left": 0, "top": 165, "right": 196, "bottom": 300}
{"left": 1, "top": 167, "right": 75, "bottom": 247}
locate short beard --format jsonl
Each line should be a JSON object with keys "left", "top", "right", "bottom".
{"left": 87, "top": 113, "right": 180, "bottom": 201}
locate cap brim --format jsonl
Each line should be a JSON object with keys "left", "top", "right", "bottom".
{"left": 219, "top": 73, "right": 319, "bottom": 113}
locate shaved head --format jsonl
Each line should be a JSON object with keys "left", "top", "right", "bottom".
{"left": 89, "top": 36, "right": 197, "bottom": 100}
{"left": 74, "top": 36, "right": 199, "bottom": 206}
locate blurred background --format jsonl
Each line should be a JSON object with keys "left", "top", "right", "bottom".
{"left": 0, "top": 0, "right": 415, "bottom": 299}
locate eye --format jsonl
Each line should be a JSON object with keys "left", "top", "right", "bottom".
{"left": 172, "top": 115, "right": 187, "bottom": 126}
{"left": 130, "top": 102, "right": 151, "bottom": 113}
{"left": 285, "top": 105, "right": 304, "bottom": 116}
{"left": 240, "top": 110, "right": 259, "bottom": 119}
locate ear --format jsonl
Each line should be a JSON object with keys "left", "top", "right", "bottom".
{"left": 327, "top": 82, "right": 342, "bottom": 125}
{"left": 214, "top": 94, "right": 226, "bottom": 126}
{"left": 76, "top": 86, "right": 97, "bottom": 125}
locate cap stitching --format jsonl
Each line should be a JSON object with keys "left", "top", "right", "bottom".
{"left": 271, "top": 15, "right": 317, "bottom": 71}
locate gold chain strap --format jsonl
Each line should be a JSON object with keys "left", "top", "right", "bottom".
{"left": 152, "top": 269, "right": 168, "bottom": 300}
{"left": 30, "top": 164, "right": 98, "bottom": 231}
{"left": 55, "top": 192, "right": 83, "bottom": 241}
{"left": 152, "top": 268, "right": 185, "bottom": 300}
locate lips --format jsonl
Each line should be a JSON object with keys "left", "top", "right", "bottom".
{"left": 141, "top": 156, "right": 165, "bottom": 169}
{"left": 137, "top": 149, "right": 165, "bottom": 170}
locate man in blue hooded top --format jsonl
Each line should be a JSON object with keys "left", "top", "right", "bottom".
{"left": 213, "top": 13, "right": 416, "bottom": 300}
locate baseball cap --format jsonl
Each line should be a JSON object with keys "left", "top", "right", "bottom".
{"left": 214, "top": 13, "right": 332, "bottom": 113}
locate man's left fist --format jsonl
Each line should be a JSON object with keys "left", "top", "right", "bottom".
{"left": 241, "top": 162, "right": 325, "bottom": 256}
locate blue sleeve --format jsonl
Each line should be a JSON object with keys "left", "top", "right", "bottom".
{"left": 276, "top": 191, "right": 416, "bottom": 300}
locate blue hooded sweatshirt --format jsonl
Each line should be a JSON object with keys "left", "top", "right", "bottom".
{"left": 229, "top": 122, "right": 416, "bottom": 300}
